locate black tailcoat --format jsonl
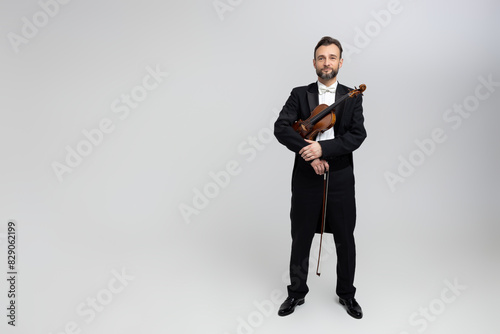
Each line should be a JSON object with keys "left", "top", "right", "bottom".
{"left": 274, "top": 81, "right": 366, "bottom": 299}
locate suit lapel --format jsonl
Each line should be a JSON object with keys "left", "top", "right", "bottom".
{"left": 306, "top": 83, "right": 319, "bottom": 114}
{"left": 334, "top": 83, "right": 349, "bottom": 134}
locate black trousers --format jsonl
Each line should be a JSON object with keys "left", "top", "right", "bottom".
{"left": 287, "top": 164, "right": 357, "bottom": 300}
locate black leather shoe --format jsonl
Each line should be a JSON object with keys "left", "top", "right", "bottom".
{"left": 339, "top": 298, "right": 363, "bottom": 319}
{"left": 278, "top": 296, "right": 305, "bottom": 316}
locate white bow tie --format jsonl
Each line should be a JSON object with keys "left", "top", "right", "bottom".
{"left": 318, "top": 85, "right": 336, "bottom": 95}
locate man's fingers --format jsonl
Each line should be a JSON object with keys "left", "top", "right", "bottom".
{"left": 299, "top": 144, "right": 311, "bottom": 156}
{"left": 300, "top": 142, "right": 321, "bottom": 161}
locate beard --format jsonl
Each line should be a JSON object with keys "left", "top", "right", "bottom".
{"left": 316, "top": 66, "right": 338, "bottom": 81}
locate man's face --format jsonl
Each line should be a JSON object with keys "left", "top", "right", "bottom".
{"left": 313, "top": 44, "right": 343, "bottom": 81}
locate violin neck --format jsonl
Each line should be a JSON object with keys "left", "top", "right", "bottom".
{"left": 310, "top": 93, "right": 350, "bottom": 125}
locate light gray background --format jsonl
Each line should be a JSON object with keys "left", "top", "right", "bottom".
{"left": 1, "top": 0, "right": 499, "bottom": 333}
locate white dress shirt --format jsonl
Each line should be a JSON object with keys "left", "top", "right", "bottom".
{"left": 315, "top": 80, "right": 338, "bottom": 142}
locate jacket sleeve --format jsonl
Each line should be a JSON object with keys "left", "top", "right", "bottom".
{"left": 274, "top": 88, "right": 308, "bottom": 154}
{"left": 319, "top": 94, "right": 367, "bottom": 159}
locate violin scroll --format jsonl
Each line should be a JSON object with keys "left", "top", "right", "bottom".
{"left": 348, "top": 84, "right": 366, "bottom": 98}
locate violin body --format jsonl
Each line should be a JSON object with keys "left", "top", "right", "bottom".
{"left": 292, "top": 104, "right": 336, "bottom": 140}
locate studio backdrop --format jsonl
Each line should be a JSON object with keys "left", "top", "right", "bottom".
{"left": 0, "top": 0, "right": 499, "bottom": 333}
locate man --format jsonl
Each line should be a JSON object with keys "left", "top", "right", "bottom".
{"left": 274, "top": 36, "right": 367, "bottom": 318}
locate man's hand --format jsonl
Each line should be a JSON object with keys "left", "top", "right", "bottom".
{"left": 310, "top": 159, "right": 329, "bottom": 175}
{"left": 299, "top": 139, "right": 323, "bottom": 161}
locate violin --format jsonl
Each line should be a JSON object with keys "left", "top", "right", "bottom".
{"left": 292, "top": 84, "right": 366, "bottom": 140}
